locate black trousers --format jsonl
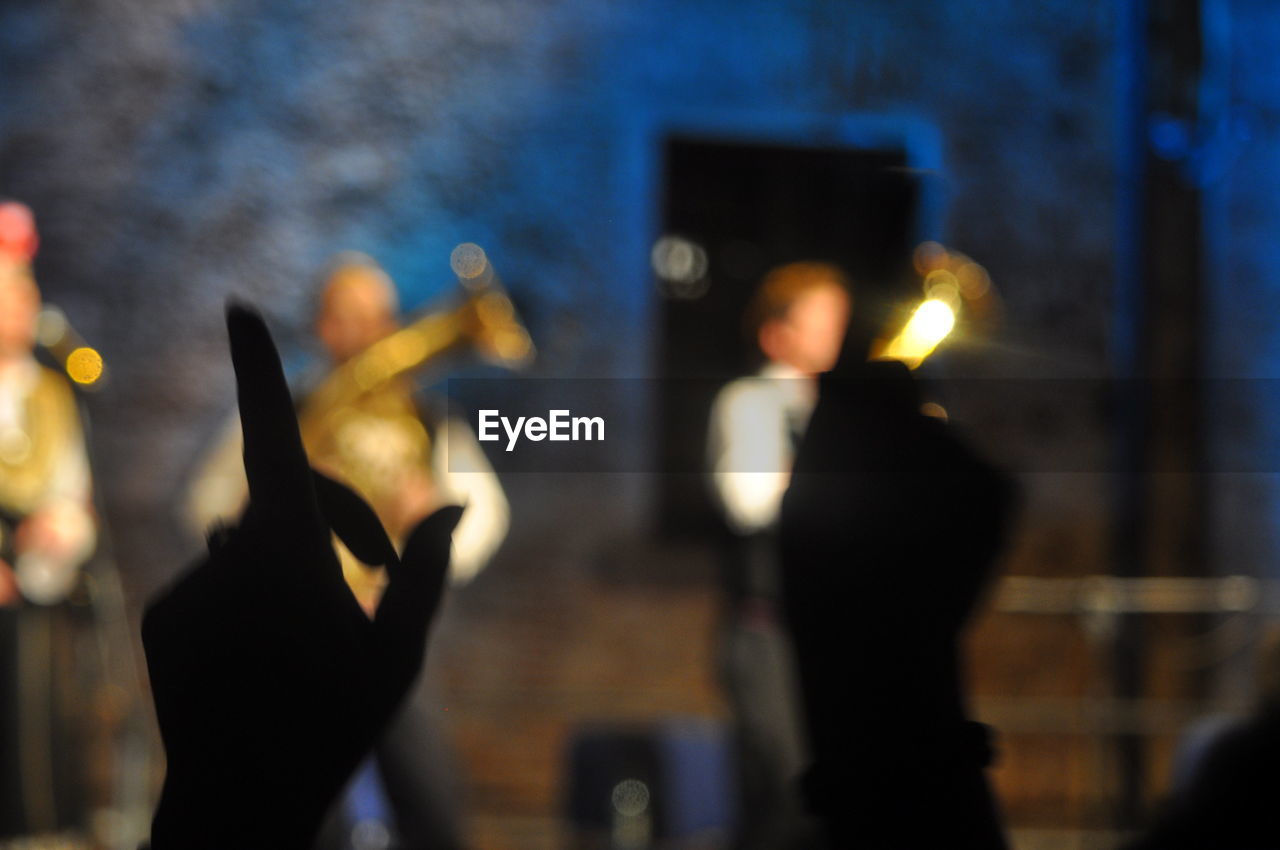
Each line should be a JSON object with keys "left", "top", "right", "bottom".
{"left": 719, "top": 615, "right": 824, "bottom": 850}
{"left": 0, "top": 603, "right": 88, "bottom": 839}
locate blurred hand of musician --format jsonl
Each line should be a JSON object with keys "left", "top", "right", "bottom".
{"left": 8, "top": 505, "right": 90, "bottom": 604}
{"left": 143, "top": 304, "right": 463, "bottom": 850}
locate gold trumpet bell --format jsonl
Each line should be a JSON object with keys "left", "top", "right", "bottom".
{"left": 296, "top": 263, "right": 534, "bottom": 611}
{"left": 301, "top": 276, "right": 534, "bottom": 430}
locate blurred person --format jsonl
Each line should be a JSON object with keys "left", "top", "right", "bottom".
{"left": 301, "top": 255, "right": 509, "bottom": 602}
{"left": 185, "top": 255, "right": 508, "bottom": 850}
{"left": 0, "top": 202, "right": 97, "bottom": 841}
{"left": 144, "top": 303, "right": 463, "bottom": 850}
{"left": 778, "top": 292, "right": 1015, "bottom": 848}
{"left": 706, "top": 262, "right": 851, "bottom": 850}
{"left": 304, "top": 256, "right": 507, "bottom": 850}
{"left": 187, "top": 254, "right": 508, "bottom": 589}
{"left": 1126, "top": 629, "right": 1280, "bottom": 849}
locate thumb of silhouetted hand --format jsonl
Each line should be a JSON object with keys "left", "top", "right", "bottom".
{"left": 143, "top": 304, "right": 462, "bottom": 850}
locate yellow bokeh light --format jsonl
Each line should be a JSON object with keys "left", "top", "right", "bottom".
{"left": 956, "top": 262, "right": 991, "bottom": 299}
{"left": 923, "top": 268, "right": 962, "bottom": 308}
{"left": 880, "top": 299, "right": 957, "bottom": 368}
{"left": 903, "top": 299, "right": 956, "bottom": 347}
{"left": 66, "top": 347, "right": 104, "bottom": 385}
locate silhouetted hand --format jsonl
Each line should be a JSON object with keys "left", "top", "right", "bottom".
{"left": 143, "top": 304, "right": 462, "bottom": 850}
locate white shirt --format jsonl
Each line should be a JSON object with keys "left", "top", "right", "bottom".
{"left": 707, "top": 362, "right": 817, "bottom": 534}
{"left": 185, "top": 410, "right": 508, "bottom": 586}
{"left": 0, "top": 356, "right": 96, "bottom": 603}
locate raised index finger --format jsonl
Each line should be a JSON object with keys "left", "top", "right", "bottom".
{"left": 226, "top": 301, "right": 316, "bottom": 518}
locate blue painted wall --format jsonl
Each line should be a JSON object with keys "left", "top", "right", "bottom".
{"left": 0, "top": 0, "right": 1133, "bottom": 599}
{"left": 1204, "top": 0, "right": 1280, "bottom": 594}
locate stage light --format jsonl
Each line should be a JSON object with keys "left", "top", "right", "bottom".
{"left": 651, "top": 235, "right": 709, "bottom": 299}
{"left": 906, "top": 299, "right": 955, "bottom": 344}
{"left": 451, "top": 242, "right": 489, "bottom": 280}
{"left": 66, "top": 346, "right": 104, "bottom": 385}
{"left": 880, "top": 298, "right": 956, "bottom": 368}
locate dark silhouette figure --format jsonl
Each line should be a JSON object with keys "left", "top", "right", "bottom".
{"left": 779, "top": 343, "right": 1016, "bottom": 847}
{"left": 1127, "top": 630, "right": 1280, "bottom": 850}
{"left": 142, "top": 305, "right": 462, "bottom": 850}
{"left": 1125, "top": 706, "right": 1280, "bottom": 850}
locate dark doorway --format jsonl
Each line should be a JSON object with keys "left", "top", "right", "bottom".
{"left": 656, "top": 136, "right": 922, "bottom": 536}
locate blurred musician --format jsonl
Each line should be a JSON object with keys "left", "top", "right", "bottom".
{"left": 301, "top": 255, "right": 509, "bottom": 608}
{"left": 187, "top": 255, "right": 508, "bottom": 592}
{"left": 0, "top": 201, "right": 97, "bottom": 841}
{"left": 706, "top": 262, "right": 851, "bottom": 850}
{"left": 186, "top": 254, "right": 509, "bottom": 850}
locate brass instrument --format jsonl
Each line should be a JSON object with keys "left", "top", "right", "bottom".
{"left": 296, "top": 257, "right": 533, "bottom": 609}
{"left": 299, "top": 285, "right": 532, "bottom": 427}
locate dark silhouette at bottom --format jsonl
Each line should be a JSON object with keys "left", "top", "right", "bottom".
{"left": 780, "top": 359, "right": 1016, "bottom": 849}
